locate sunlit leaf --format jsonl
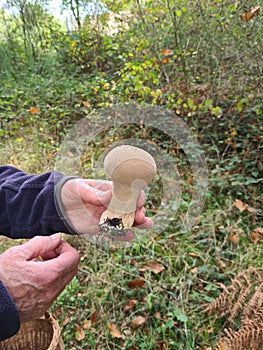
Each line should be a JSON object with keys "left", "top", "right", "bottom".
{"left": 161, "top": 49, "right": 173, "bottom": 56}
{"left": 83, "top": 101, "right": 91, "bottom": 107}
{"left": 161, "top": 58, "right": 172, "bottom": 63}
{"left": 28, "top": 107, "right": 40, "bottom": 114}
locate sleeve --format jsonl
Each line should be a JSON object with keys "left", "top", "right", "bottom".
{"left": 0, "top": 280, "right": 20, "bottom": 341}
{"left": 0, "top": 166, "right": 77, "bottom": 239}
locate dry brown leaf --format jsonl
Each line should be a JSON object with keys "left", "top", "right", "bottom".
{"left": 240, "top": 6, "right": 260, "bottom": 22}
{"left": 229, "top": 230, "right": 239, "bottom": 244}
{"left": 90, "top": 310, "right": 99, "bottom": 324}
{"left": 83, "top": 101, "right": 91, "bottom": 107}
{"left": 83, "top": 320, "right": 92, "bottom": 330}
{"left": 131, "top": 316, "right": 147, "bottom": 329}
{"left": 254, "top": 227, "right": 263, "bottom": 236}
{"left": 161, "top": 48, "right": 173, "bottom": 56}
{"left": 189, "top": 252, "right": 201, "bottom": 258}
{"left": 62, "top": 317, "right": 70, "bottom": 326}
{"left": 127, "top": 278, "right": 145, "bottom": 289}
{"left": 161, "top": 58, "right": 172, "bottom": 63}
{"left": 140, "top": 261, "right": 165, "bottom": 274}
{"left": 28, "top": 107, "right": 40, "bottom": 114}
{"left": 108, "top": 323, "right": 122, "bottom": 338}
{"left": 154, "top": 312, "right": 162, "bottom": 319}
{"left": 250, "top": 227, "right": 263, "bottom": 243}
{"left": 75, "top": 324, "right": 85, "bottom": 341}
{"left": 234, "top": 199, "right": 247, "bottom": 212}
{"left": 124, "top": 299, "right": 137, "bottom": 311}
{"left": 191, "top": 267, "right": 199, "bottom": 274}
{"left": 249, "top": 231, "right": 260, "bottom": 243}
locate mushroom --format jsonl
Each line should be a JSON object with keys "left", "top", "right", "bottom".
{"left": 99, "top": 145, "right": 157, "bottom": 234}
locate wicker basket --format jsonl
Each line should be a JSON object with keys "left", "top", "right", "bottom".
{"left": 0, "top": 312, "right": 64, "bottom": 350}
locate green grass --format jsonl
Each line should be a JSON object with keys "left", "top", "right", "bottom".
{"left": 0, "top": 112, "right": 262, "bottom": 349}
{"left": 51, "top": 213, "right": 262, "bottom": 349}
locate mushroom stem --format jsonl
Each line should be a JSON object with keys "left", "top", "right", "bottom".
{"left": 100, "top": 145, "right": 156, "bottom": 230}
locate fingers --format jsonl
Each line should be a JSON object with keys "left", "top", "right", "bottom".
{"left": 44, "top": 240, "right": 80, "bottom": 274}
{"left": 137, "top": 190, "right": 146, "bottom": 208}
{"left": 77, "top": 180, "right": 112, "bottom": 206}
{"left": 20, "top": 234, "right": 61, "bottom": 261}
{"left": 134, "top": 217, "right": 153, "bottom": 229}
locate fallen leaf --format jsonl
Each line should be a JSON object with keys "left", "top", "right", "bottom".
{"left": 140, "top": 261, "right": 165, "bottom": 274}
{"left": 62, "top": 317, "right": 70, "bottom": 326}
{"left": 127, "top": 278, "right": 145, "bottom": 289}
{"left": 161, "top": 48, "right": 173, "bottom": 56}
{"left": 240, "top": 6, "right": 260, "bottom": 22}
{"left": 90, "top": 310, "right": 99, "bottom": 324}
{"left": 191, "top": 267, "right": 199, "bottom": 274}
{"left": 253, "top": 227, "right": 263, "bottom": 236}
{"left": 250, "top": 231, "right": 260, "bottom": 243}
{"left": 75, "top": 324, "right": 85, "bottom": 341}
{"left": 124, "top": 299, "right": 137, "bottom": 311}
{"left": 250, "top": 227, "right": 263, "bottom": 243}
{"left": 229, "top": 230, "right": 239, "bottom": 244}
{"left": 83, "top": 320, "right": 92, "bottom": 330}
{"left": 28, "top": 107, "right": 40, "bottom": 114}
{"left": 154, "top": 312, "right": 162, "bottom": 319}
{"left": 130, "top": 316, "right": 147, "bottom": 329}
{"left": 247, "top": 206, "right": 256, "bottom": 213}
{"left": 83, "top": 101, "right": 91, "bottom": 107}
{"left": 161, "top": 58, "right": 172, "bottom": 63}
{"left": 108, "top": 323, "right": 122, "bottom": 338}
{"left": 189, "top": 252, "right": 201, "bottom": 258}
{"left": 234, "top": 199, "right": 247, "bottom": 212}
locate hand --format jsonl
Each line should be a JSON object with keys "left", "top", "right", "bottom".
{"left": 60, "top": 179, "right": 153, "bottom": 235}
{"left": 0, "top": 234, "right": 80, "bottom": 322}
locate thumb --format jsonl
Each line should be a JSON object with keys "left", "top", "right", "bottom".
{"left": 19, "top": 234, "right": 61, "bottom": 261}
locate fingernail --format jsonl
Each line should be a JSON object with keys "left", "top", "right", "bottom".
{"left": 51, "top": 233, "right": 61, "bottom": 240}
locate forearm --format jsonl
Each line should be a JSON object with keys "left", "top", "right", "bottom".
{"left": 0, "top": 166, "right": 75, "bottom": 238}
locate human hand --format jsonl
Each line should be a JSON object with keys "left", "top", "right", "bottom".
{"left": 60, "top": 179, "right": 153, "bottom": 235}
{"left": 0, "top": 234, "right": 79, "bottom": 322}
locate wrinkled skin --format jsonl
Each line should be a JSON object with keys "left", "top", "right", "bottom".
{"left": 0, "top": 235, "right": 79, "bottom": 322}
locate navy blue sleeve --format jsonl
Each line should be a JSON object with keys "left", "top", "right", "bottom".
{"left": 0, "top": 166, "right": 74, "bottom": 239}
{"left": 0, "top": 166, "right": 79, "bottom": 340}
{"left": 0, "top": 280, "right": 20, "bottom": 341}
